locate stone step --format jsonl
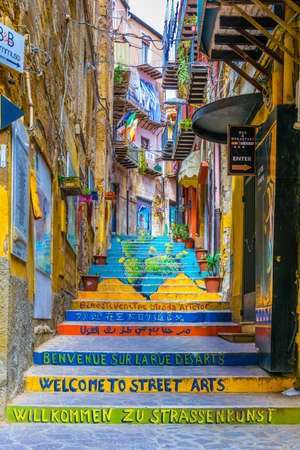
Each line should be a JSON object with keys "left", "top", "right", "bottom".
{"left": 33, "top": 335, "right": 258, "bottom": 367}
{"left": 219, "top": 333, "right": 256, "bottom": 343}
{"left": 33, "top": 336, "right": 258, "bottom": 367}
{"left": 65, "top": 310, "right": 232, "bottom": 323}
{"left": 72, "top": 299, "right": 229, "bottom": 312}
{"left": 57, "top": 322, "right": 241, "bottom": 337}
{"left": 77, "top": 292, "right": 221, "bottom": 301}
{"left": 8, "top": 391, "right": 300, "bottom": 425}
{"left": 75, "top": 294, "right": 225, "bottom": 302}
{"left": 23, "top": 365, "right": 294, "bottom": 394}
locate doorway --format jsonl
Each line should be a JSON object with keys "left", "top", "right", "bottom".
{"left": 33, "top": 153, "right": 52, "bottom": 319}
{"left": 137, "top": 197, "right": 152, "bottom": 236}
{"left": 242, "top": 176, "right": 256, "bottom": 322}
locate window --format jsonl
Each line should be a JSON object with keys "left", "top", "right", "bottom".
{"left": 142, "top": 39, "right": 151, "bottom": 64}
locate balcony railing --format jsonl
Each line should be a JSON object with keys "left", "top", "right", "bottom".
{"left": 172, "top": 105, "right": 183, "bottom": 150}
{"left": 175, "top": 0, "right": 188, "bottom": 58}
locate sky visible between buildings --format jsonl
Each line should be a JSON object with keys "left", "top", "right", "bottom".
{"left": 129, "top": 0, "right": 165, "bottom": 33}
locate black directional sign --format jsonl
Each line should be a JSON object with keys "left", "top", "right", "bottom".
{"left": 228, "top": 125, "right": 256, "bottom": 176}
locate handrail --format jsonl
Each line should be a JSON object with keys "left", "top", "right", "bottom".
{"left": 172, "top": 105, "right": 183, "bottom": 148}
{"left": 175, "top": 0, "right": 188, "bottom": 57}
{"left": 162, "top": 125, "right": 169, "bottom": 150}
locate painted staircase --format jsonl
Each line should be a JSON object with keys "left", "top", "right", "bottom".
{"left": 7, "top": 235, "right": 300, "bottom": 425}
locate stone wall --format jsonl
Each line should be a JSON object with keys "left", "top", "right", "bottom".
{"left": 0, "top": 0, "right": 113, "bottom": 414}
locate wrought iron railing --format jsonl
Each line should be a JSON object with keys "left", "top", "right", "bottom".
{"left": 162, "top": 125, "right": 169, "bottom": 150}
{"left": 172, "top": 105, "right": 183, "bottom": 148}
{"left": 175, "top": 0, "right": 188, "bottom": 57}
{"left": 127, "top": 145, "right": 139, "bottom": 163}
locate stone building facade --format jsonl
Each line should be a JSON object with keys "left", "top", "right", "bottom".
{"left": 0, "top": 0, "right": 113, "bottom": 414}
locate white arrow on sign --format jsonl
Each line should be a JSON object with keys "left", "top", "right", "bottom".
{"left": 0, "top": 23, "right": 24, "bottom": 73}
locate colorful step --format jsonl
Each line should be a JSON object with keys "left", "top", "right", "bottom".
{"left": 57, "top": 322, "right": 241, "bottom": 337}
{"left": 32, "top": 336, "right": 259, "bottom": 367}
{"left": 65, "top": 310, "right": 232, "bottom": 323}
{"left": 77, "top": 292, "right": 221, "bottom": 302}
{"left": 72, "top": 300, "right": 229, "bottom": 312}
{"left": 23, "top": 366, "right": 294, "bottom": 394}
{"left": 33, "top": 351, "right": 258, "bottom": 367}
{"left": 8, "top": 393, "right": 300, "bottom": 425}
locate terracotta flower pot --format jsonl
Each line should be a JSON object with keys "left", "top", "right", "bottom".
{"left": 176, "top": 237, "right": 184, "bottom": 243}
{"left": 196, "top": 249, "right": 208, "bottom": 262}
{"left": 94, "top": 255, "right": 107, "bottom": 265}
{"left": 82, "top": 275, "right": 100, "bottom": 291}
{"left": 184, "top": 238, "right": 194, "bottom": 249}
{"left": 204, "top": 276, "right": 222, "bottom": 293}
{"left": 199, "top": 259, "right": 208, "bottom": 273}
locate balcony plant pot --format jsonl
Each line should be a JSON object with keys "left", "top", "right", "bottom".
{"left": 59, "top": 175, "right": 83, "bottom": 196}
{"left": 203, "top": 276, "right": 222, "bottom": 293}
{"left": 94, "top": 255, "right": 107, "bottom": 265}
{"left": 176, "top": 237, "right": 184, "bottom": 243}
{"left": 184, "top": 238, "right": 194, "bottom": 249}
{"left": 199, "top": 259, "right": 208, "bottom": 273}
{"left": 82, "top": 275, "right": 100, "bottom": 291}
{"left": 196, "top": 248, "right": 208, "bottom": 262}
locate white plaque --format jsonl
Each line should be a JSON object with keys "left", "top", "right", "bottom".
{"left": 0, "top": 23, "right": 25, "bottom": 73}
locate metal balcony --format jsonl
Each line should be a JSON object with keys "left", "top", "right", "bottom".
{"left": 172, "top": 105, "right": 195, "bottom": 160}
{"left": 114, "top": 142, "right": 139, "bottom": 169}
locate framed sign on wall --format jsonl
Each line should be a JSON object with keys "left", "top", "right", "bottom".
{"left": 228, "top": 125, "right": 256, "bottom": 176}
{"left": 11, "top": 119, "right": 29, "bottom": 261}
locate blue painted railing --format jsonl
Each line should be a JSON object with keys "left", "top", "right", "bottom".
{"left": 162, "top": 125, "right": 169, "bottom": 150}
{"left": 173, "top": 105, "right": 183, "bottom": 148}
{"left": 175, "top": 0, "right": 188, "bottom": 57}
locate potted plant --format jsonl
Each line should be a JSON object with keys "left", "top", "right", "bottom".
{"left": 203, "top": 251, "right": 222, "bottom": 293}
{"left": 181, "top": 225, "right": 194, "bottom": 249}
{"left": 58, "top": 174, "right": 83, "bottom": 196}
{"left": 94, "top": 255, "right": 107, "bottom": 265}
{"left": 81, "top": 273, "right": 100, "bottom": 291}
{"left": 172, "top": 224, "right": 184, "bottom": 243}
{"left": 183, "top": 15, "right": 198, "bottom": 33}
{"left": 179, "top": 119, "right": 193, "bottom": 133}
{"left": 198, "top": 256, "right": 208, "bottom": 273}
{"left": 195, "top": 246, "right": 208, "bottom": 262}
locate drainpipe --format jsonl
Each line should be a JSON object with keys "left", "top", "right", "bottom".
{"left": 214, "top": 143, "right": 221, "bottom": 251}
{"left": 126, "top": 189, "right": 129, "bottom": 235}
{"left": 25, "top": 71, "right": 34, "bottom": 131}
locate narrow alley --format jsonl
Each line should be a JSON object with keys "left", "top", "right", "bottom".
{"left": 1, "top": 0, "right": 300, "bottom": 449}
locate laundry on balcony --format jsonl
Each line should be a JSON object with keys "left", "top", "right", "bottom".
{"left": 127, "top": 68, "right": 162, "bottom": 124}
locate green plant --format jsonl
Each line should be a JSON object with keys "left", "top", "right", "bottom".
{"left": 138, "top": 151, "right": 146, "bottom": 175}
{"left": 183, "top": 15, "right": 198, "bottom": 26}
{"left": 177, "top": 40, "right": 191, "bottom": 98}
{"left": 207, "top": 251, "right": 221, "bottom": 277}
{"left": 196, "top": 246, "right": 204, "bottom": 250}
{"left": 124, "top": 258, "right": 144, "bottom": 283}
{"left": 122, "top": 240, "right": 137, "bottom": 258}
{"left": 114, "top": 64, "right": 125, "bottom": 83}
{"left": 179, "top": 119, "right": 192, "bottom": 132}
{"left": 82, "top": 188, "right": 92, "bottom": 195}
{"left": 145, "top": 256, "right": 179, "bottom": 274}
{"left": 180, "top": 224, "right": 189, "bottom": 241}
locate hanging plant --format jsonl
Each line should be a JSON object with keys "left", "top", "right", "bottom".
{"left": 177, "top": 40, "right": 191, "bottom": 99}
{"left": 114, "top": 64, "right": 125, "bottom": 83}
{"left": 183, "top": 15, "right": 198, "bottom": 26}
{"left": 179, "top": 119, "right": 192, "bottom": 132}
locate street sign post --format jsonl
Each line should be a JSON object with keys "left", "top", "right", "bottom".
{"left": 228, "top": 125, "right": 256, "bottom": 176}
{"left": 0, "top": 23, "right": 24, "bottom": 73}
